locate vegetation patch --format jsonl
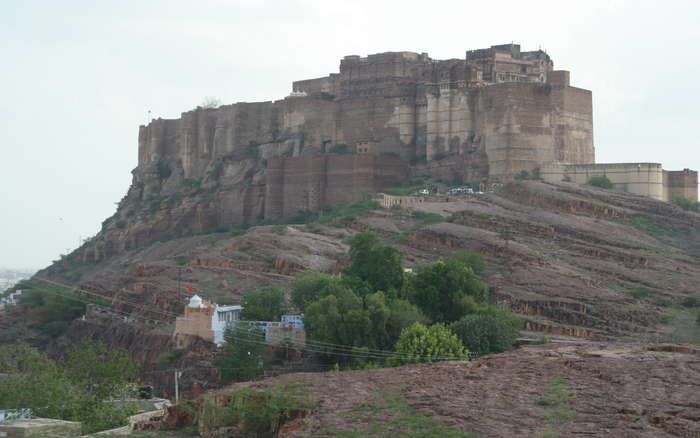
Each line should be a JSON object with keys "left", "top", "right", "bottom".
{"left": 535, "top": 377, "right": 578, "bottom": 437}
{"left": 383, "top": 185, "right": 428, "bottom": 196}
{"left": 198, "top": 380, "right": 316, "bottom": 437}
{"left": 623, "top": 215, "right": 676, "bottom": 237}
{"left": 390, "top": 211, "right": 445, "bottom": 241}
{"left": 331, "top": 391, "right": 476, "bottom": 437}
{"left": 672, "top": 196, "right": 700, "bottom": 212}
{"left": 587, "top": 175, "right": 613, "bottom": 189}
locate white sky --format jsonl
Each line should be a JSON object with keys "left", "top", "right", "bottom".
{"left": 1, "top": 0, "right": 699, "bottom": 269}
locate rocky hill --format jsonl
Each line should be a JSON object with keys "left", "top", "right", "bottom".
{"left": 22, "top": 179, "right": 699, "bottom": 386}
{"left": 203, "top": 342, "right": 700, "bottom": 437}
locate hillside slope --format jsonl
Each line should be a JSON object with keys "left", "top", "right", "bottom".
{"left": 10, "top": 180, "right": 699, "bottom": 391}
{"left": 210, "top": 342, "right": 700, "bottom": 437}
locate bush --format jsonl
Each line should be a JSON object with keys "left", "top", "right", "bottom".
{"left": 198, "top": 383, "right": 315, "bottom": 436}
{"left": 515, "top": 170, "right": 531, "bottom": 180}
{"left": 327, "top": 143, "right": 353, "bottom": 155}
{"left": 271, "top": 224, "right": 287, "bottom": 235}
{"left": 392, "top": 322, "right": 466, "bottom": 364}
{"left": 652, "top": 297, "right": 672, "bottom": 307}
{"left": 116, "top": 220, "right": 127, "bottom": 229}
{"left": 433, "top": 152, "right": 448, "bottom": 161}
{"left": 588, "top": 175, "right": 613, "bottom": 189}
{"left": 628, "top": 288, "right": 652, "bottom": 299}
{"left": 672, "top": 196, "right": 700, "bottom": 212}
{"left": 681, "top": 296, "right": 700, "bottom": 308}
{"left": 449, "top": 306, "right": 522, "bottom": 354}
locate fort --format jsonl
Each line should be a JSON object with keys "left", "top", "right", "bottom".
{"left": 133, "top": 43, "right": 696, "bottom": 225}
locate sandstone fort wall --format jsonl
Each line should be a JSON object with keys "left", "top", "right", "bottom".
{"left": 264, "top": 154, "right": 408, "bottom": 220}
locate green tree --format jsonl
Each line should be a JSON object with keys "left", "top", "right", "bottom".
{"left": 61, "top": 340, "right": 139, "bottom": 400}
{"left": 217, "top": 323, "right": 265, "bottom": 383}
{"left": 344, "top": 232, "right": 404, "bottom": 296}
{"left": 449, "top": 306, "right": 522, "bottom": 354}
{"left": 240, "top": 286, "right": 288, "bottom": 321}
{"left": 408, "top": 259, "right": 488, "bottom": 323}
{"left": 304, "top": 287, "right": 371, "bottom": 350}
{"left": 393, "top": 323, "right": 466, "bottom": 364}
{"left": 0, "top": 342, "right": 139, "bottom": 434}
{"left": 19, "top": 285, "right": 109, "bottom": 339}
{"left": 386, "top": 299, "right": 428, "bottom": 346}
{"left": 291, "top": 271, "right": 350, "bottom": 312}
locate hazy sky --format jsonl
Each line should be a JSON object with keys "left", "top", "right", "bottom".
{"left": 2, "top": 0, "right": 699, "bottom": 270}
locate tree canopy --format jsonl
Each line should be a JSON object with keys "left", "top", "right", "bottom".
{"left": 0, "top": 341, "right": 139, "bottom": 434}
{"left": 217, "top": 322, "right": 265, "bottom": 383}
{"left": 449, "top": 306, "right": 523, "bottom": 354}
{"left": 406, "top": 259, "right": 488, "bottom": 323}
{"left": 240, "top": 286, "right": 288, "bottom": 321}
{"left": 393, "top": 322, "right": 467, "bottom": 364}
{"left": 344, "top": 232, "right": 404, "bottom": 296}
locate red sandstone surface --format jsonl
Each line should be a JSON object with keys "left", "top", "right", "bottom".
{"left": 210, "top": 342, "right": 700, "bottom": 437}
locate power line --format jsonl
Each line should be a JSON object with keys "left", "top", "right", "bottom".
{"left": 224, "top": 326, "right": 470, "bottom": 362}
{"left": 34, "top": 277, "right": 181, "bottom": 319}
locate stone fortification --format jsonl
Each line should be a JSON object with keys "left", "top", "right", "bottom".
{"left": 79, "top": 43, "right": 694, "bottom": 263}
{"left": 136, "top": 43, "right": 593, "bottom": 192}
{"left": 264, "top": 154, "right": 408, "bottom": 220}
{"left": 541, "top": 163, "right": 698, "bottom": 202}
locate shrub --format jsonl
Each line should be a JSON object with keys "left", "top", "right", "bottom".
{"left": 628, "top": 287, "right": 651, "bottom": 299}
{"left": 392, "top": 322, "right": 466, "bottom": 364}
{"left": 681, "top": 296, "right": 700, "bottom": 308}
{"left": 198, "top": 383, "right": 315, "bottom": 436}
{"left": 533, "top": 336, "right": 551, "bottom": 345}
{"left": 183, "top": 178, "right": 200, "bottom": 190}
{"left": 652, "top": 297, "right": 672, "bottom": 307}
{"left": 515, "top": 170, "right": 531, "bottom": 180}
{"left": 672, "top": 196, "right": 700, "bottom": 212}
{"left": 230, "top": 226, "right": 249, "bottom": 236}
{"left": 588, "top": 175, "right": 613, "bottom": 189}
{"left": 327, "top": 143, "right": 352, "bottom": 155}
{"left": 433, "top": 152, "right": 448, "bottom": 161}
{"left": 450, "top": 307, "right": 522, "bottom": 354}
{"left": 271, "top": 224, "right": 287, "bottom": 235}
{"left": 116, "top": 220, "right": 127, "bottom": 229}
